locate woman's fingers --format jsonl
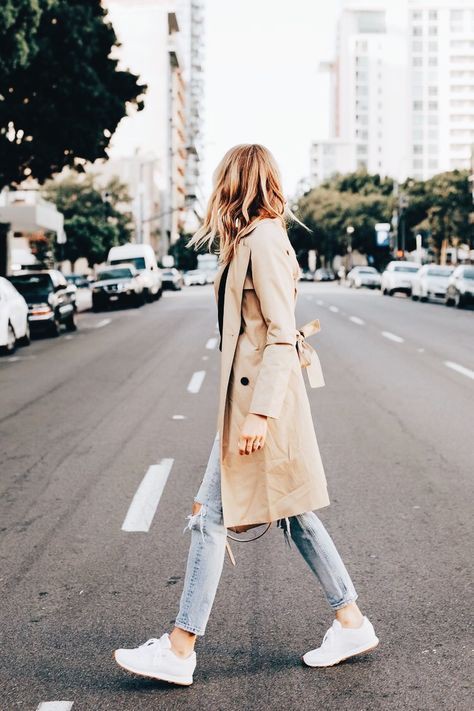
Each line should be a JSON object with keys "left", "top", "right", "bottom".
{"left": 238, "top": 435, "right": 266, "bottom": 455}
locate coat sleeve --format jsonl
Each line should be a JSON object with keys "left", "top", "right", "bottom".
{"left": 247, "top": 225, "right": 298, "bottom": 419}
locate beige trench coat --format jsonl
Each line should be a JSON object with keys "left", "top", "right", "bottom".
{"left": 214, "top": 217, "right": 330, "bottom": 529}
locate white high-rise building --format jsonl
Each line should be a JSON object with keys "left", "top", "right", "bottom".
{"left": 311, "top": 0, "right": 474, "bottom": 185}
{"left": 98, "top": 0, "right": 205, "bottom": 254}
{"left": 408, "top": 0, "right": 474, "bottom": 180}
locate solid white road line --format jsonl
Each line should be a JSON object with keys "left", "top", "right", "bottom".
{"left": 206, "top": 337, "right": 218, "bottom": 350}
{"left": 121, "top": 459, "right": 174, "bottom": 532}
{"left": 36, "top": 703, "right": 74, "bottom": 711}
{"left": 381, "top": 331, "right": 404, "bottom": 343}
{"left": 172, "top": 415, "right": 187, "bottom": 420}
{"left": 329, "top": 305, "right": 339, "bottom": 313}
{"left": 187, "top": 370, "right": 206, "bottom": 393}
{"left": 95, "top": 318, "right": 111, "bottom": 329}
{"left": 349, "top": 316, "right": 365, "bottom": 325}
{"left": 444, "top": 361, "right": 474, "bottom": 381}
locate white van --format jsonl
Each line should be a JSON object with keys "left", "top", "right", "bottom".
{"left": 107, "top": 244, "right": 162, "bottom": 301}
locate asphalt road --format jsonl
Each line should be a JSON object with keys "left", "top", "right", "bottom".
{"left": 1, "top": 283, "right": 473, "bottom": 711}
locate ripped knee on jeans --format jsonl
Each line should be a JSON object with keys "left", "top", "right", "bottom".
{"left": 183, "top": 500, "right": 207, "bottom": 540}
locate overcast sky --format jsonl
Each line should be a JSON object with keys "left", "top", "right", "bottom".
{"left": 202, "top": 0, "right": 343, "bottom": 200}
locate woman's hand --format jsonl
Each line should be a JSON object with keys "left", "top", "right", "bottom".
{"left": 238, "top": 413, "right": 268, "bottom": 455}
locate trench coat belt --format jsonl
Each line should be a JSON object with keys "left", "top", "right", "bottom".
{"left": 295, "top": 319, "right": 325, "bottom": 389}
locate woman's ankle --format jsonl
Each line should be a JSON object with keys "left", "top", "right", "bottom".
{"left": 335, "top": 601, "right": 364, "bottom": 629}
{"left": 170, "top": 626, "right": 197, "bottom": 657}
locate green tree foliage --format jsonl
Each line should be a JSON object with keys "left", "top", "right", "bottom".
{"left": 402, "top": 171, "right": 472, "bottom": 259}
{"left": 0, "top": 0, "right": 42, "bottom": 74}
{"left": 291, "top": 172, "right": 392, "bottom": 265}
{"left": 0, "top": 0, "right": 146, "bottom": 187}
{"left": 44, "top": 175, "right": 134, "bottom": 268}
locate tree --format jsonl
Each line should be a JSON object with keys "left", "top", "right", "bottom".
{"left": 0, "top": 0, "right": 146, "bottom": 187}
{"left": 0, "top": 0, "right": 42, "bottom": 75}
{"left": 43, "top": 174, "right": 134, "bottom": 268}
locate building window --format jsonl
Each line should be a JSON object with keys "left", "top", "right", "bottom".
{"left": 412, "top": 40, "right": 423, "bottom": 52}
{"left": 413, "top": 57, "right": 423, "bottom": 67}
{"left": 428, "top": 101, "right": 438, "bottom": 111}
{"left": 428, "top": 144, "right": 438, "bottom": 154}
{"left": 413, "top": 100, "right": 423, "bottom": 110}
{"left": 413, "top": 26, "right": 422, "bottom": 36}
{"left": 413, "top": 159, "right": 423, "bottom": 169}
{"left": 411, "top": 10, "right": 422, "bottom": 21}
{"left": 428, "top": 10, "right": 438, "bottom": 22}
{"left": 428, "top": 41, "right": 438, "bottom": 53}
{"left": 357, "top": 144, "right": 368, "bottom": 155}
{"left": 428, "top": 57, "right": 438, "bottom": 67}
{"left": 428, "top": 26, "right": 437, "bottom": 36}
{"left": 428, "top": 86, "right": 438, "bottom": 96}
{"left": 413, "top": 145, "right": 423, "bottom": 154}
{"left": 428, "top": 159, "right": 438, "bottom": 169}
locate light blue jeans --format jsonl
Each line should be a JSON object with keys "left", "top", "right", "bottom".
{"left": 175, "top": 432, "right": 358, "bottom": 635}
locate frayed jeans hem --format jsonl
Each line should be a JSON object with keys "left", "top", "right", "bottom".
{"left": 174, "top": 619, "right": 205, "bottom": 636}
{"left": 330, "top": 593, "right": 359, "bottom": 611}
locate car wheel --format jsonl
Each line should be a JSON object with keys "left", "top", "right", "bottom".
{"left": 49, "top": 315, "right": 61, "bottom": 337}
{"left": 382, "top": 287, "right": 388, "bottom": 295}
{"left": 388, "top": 289, "right": 395, "bottom": 297}
{"left": 92, "top": 298, "right": 102, "bottom": 312}
{"left": 420, "top": 295, "right": 427, "bottom": 303}
{"left": 0, "top": 321, "right": 16, "bottom": 355}
{"left": 411, "top": 293, "right": 419, "bottom": 301}
{"left": 65, "top": 312, "right": 77, "bottom": 331}
{"left": 18, "top": 321, "right": 31, "bottom": 347}
{"left": 445, "top": 296, "right": 454, "bottom": 307}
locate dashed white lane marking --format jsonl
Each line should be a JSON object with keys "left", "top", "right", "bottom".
{"left": 36, "top": 703, "right": 74, "bottom": 711}
{"left": 329, "top": 305, "right": 339, "bottom": 313}
{"left": 381, "top": 331, "right": 404, "bottom": 343}
{"left": 206, "top": 337, "right": 218, "bottom": 350}
{"left": 122, "top": 459, "right": 174, "bottom": 532}
{"left": 445, "top": 361, "right": 474, "bottom": 381}
{"left": 172, "top": 415, "right": 186, "bottom": 420}
{"left": 316, "top": 300, "right": 324, "bottom": 306}
{"left": 349, "top": 316, "right": 365, "bottom": 325}
{"left": 187, "top": 370, "right": 206, "bottom": 393}
{"left": 6, "top": 356, "right": 20, "bottom": 362}
{"left": 202, "top": 355, "right": 209, "bottom": 361}
{"left": 95, "top": 318, "right": 111, "bottom": 329}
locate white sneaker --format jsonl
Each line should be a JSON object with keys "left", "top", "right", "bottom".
{"left": 303, "top": 616, "right": 379, "bottom": 667}
{"left": 114, "top": 633, "right": 196, "bottom": 686}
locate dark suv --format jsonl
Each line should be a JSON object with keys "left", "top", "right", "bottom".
{"left": 8, "top": 270, "right": 77, "bottom": 337}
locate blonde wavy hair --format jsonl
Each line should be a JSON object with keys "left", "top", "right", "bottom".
{"left": 187, "top": 143, "right": 308, "bottom": 265}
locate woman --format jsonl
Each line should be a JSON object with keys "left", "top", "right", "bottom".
{"left": 114, "top": 144, "right": 379, "bottom": 686}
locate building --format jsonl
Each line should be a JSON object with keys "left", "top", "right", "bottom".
{"left": 407, "top": 0, "right": 474, "bottom": 180}
{"left": 311, "top": 1, "right": 409, "bottom": 185}
{"left": 311, "top": 0, "right": 474, "bottom": 185}
{"left": 99, "top": 0, "right": 205, "bottom": 256}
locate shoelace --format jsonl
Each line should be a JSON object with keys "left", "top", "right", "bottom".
{"left": 321, "top": 624, "right": 337, "bottom": 648}
{"left": 139, "top": 636, "right": 167, "bottom": 664}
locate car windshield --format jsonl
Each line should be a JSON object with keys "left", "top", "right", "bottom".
{"left": 110, "top": 257, "right": 146, "bottom": 270}
{"left": 358, "top": 268, "right": 377, "bottom": 274}
{"left": 162, "top": 270, "right": 175, "bottom": 276}
{"left": 393, "top": 265, "right": 419, "bottom": 273}
{"left": 97, "top": 269, "right": 132, "bottom": 280}
{"left": 462, "top": 267, "right": 474, "bottom": 279}
{"left": 9, "top": 274, "right": 53, "bottom": 296}
{"left": 426, "top": 267, "right": 452, "bottom": 277}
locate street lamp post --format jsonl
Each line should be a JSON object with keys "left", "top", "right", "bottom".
{"left": 346, "top": 225, "right": 354, "bottom": 271}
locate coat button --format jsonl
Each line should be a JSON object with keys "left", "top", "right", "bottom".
{"left": 240, "top": 376, "right": 249, "bottom": 385}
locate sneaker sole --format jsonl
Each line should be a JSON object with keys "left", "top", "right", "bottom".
{"left": 113, "top": 652, "right": 193, "bottom": 686}
{"left": 302, "top": 638, "right": 379, "bottom": 668}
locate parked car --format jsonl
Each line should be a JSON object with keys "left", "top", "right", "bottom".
{"left": 314, "top": 268, "right": 336, "bottom": 282}
{"left": 381, "top": 261, "right": 420, "bottom": 296}
{"left": 162, "top": 268, "right": 183, "bottom": 291}
{"left": 66, "top": 274, "right": 91, "bottom": 289}
{"left": 0, "top": 277, "right": 30, "bottom": 354}
{"left": 445, "top": 265, "right": 474, "bottom": 308}
{"left": 183, "top": 269, "right": 207, "bottom": 286}
{"left": 411, "top": 265, "right": 453, "bottom": 302}
{"left": 346, "top": 266, "right": 381, "bottom": 289}
{"left": 107, "top": 244, "right": 162, "bottom": 302}
{"left": 92, "top": 265, "right": 145, "bottom": 311}
{"left": 8, "top": 270, "right": 76, "bottom": 337}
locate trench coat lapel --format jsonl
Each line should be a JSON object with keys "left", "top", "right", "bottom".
{"left": 214, "top": 244, "right": 251, "bottom": 435}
